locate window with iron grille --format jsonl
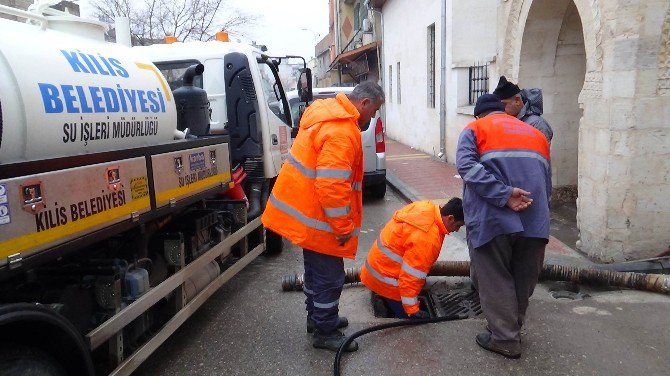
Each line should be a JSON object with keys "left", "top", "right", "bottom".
{"left": 388, "top": 64, "right": 393, "bottom": 103}
{"left": 468, "top": 62, "right": 489, "bottom": 105}
{"left": 397, "top": 62, "right": 401, "bottom": 104}
{"left": 427, "top": 23, "right": 436, "bottom": 108}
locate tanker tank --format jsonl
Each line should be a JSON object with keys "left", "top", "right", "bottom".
{"left": 0, "top": 13, "right": 178, "bottom": 163}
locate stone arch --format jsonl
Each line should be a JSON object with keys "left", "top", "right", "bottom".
{"left": 500, "top": 0, "right": 603, "bottom": 101}
{"left": 657, "top": 4, "right": 670, "bottom": 95}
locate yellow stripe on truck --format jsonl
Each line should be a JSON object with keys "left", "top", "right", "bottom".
{"left": 0, "top": 197, "right": 151, "bottom": 259}
{"left": 155, "top": 172, "right": 231, "bottom": 206}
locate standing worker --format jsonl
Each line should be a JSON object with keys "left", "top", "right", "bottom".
{"left": 361, "top": 198, "right": 465, "bottom": 319}
{"left": 456, "top": 94, "right": 551, "bottom": 359}
{"left": 493, "top": 76, "right": 553, "bottom": 142}
{"left": 262, "top": 81, "right": 385, "bottom": 352}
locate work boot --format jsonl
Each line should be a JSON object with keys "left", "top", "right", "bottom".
{"left": 312, "top": 329, "right": 358, "bottom": 352}
{"left": 306, "top": 316, "right": 349, "bottom": 333}
{"left": 475, "top": 332, "right": 521, "bottom": 359}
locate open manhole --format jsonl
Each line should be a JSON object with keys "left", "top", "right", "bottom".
{"left": 547, "top": 281, "right": 589, "bottom": 301}
{"left": 370, "top": 286, "right": 482, "bottom": 318}
{"left": 426, "top": 287, "right": 483, "bottom": 318}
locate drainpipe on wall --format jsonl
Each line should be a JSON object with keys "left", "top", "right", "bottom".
{"left": 335, "top": 0, "right": 341, "bottom": 55}
{"left": 367, "top": 1, "right": 385, "bottom": 130}
{"left": 438, "top": 0, "right": 447, "bottom": 160}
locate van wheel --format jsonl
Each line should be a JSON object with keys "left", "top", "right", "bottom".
{"left": 264, "top": 228, "right": 284, "bottom": 255}
{"left": 368, "top": 182, "right": 386, "bottom": 199}
{"left": 0, "top": 344, "right": 65, "bottom": 376}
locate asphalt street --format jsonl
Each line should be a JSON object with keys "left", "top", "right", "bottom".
{"left": 135, "top": 190, "right": 670, "bottom": 376}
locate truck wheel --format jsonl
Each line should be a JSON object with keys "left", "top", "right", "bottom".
{"left": 264, "top": 228, "right": 284, "bottom": 255}
{"left": 368, "top": 182, "right": 387, "bottom": 200}
{"left": 0, "top": 344, "right": 65, "bottom": 376}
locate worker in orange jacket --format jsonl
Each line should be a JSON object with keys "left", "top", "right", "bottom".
{"left": 262, "top": 81, "right": 384, "bottom": 352}
{"left": 361, "top": 198, "right": 465, "bottom": 319}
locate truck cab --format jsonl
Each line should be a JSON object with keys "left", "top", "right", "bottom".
{"left": 134, "top": 41, "right": 294, "bottom": 180}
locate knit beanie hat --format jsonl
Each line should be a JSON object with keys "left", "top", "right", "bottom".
{"left": 492, "top": 76, "right": 521, "bottom": 100}
{"left": 473, "top": 94, "right": 506, "bottom": 117}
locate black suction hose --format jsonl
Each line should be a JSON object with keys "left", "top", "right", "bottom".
{"left": 334, "top": 314, "right": 465, "bottom": 376}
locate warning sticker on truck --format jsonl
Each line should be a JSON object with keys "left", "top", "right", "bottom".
{"left": 131, "top": 177, "right": 149, "bottom": 200}
{"left": 0, "top": 184, "right": 9, "bottom": 225}
{"left": 0, "top": 184, "right": 11, "bottom": 225}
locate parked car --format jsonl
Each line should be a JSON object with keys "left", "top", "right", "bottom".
{"left": 286, "top": 87, "right": 387, "bottom": 198}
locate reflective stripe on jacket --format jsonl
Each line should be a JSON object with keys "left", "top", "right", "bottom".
{"left": 261, "top": 93, "right": 364, "bottom": 259}
{"left": 456, "top": 112, "right": 551, "bottom": 249}
{"left": 360, "top": 201, "right": 448, "bottom": 315}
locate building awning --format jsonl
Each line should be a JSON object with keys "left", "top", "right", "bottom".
{"left": 330, "top": 41, "right": 379, "bottom": 69}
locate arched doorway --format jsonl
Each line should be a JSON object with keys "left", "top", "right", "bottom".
{"left": 518, "top": 0, "right": 586, "bottom": 247}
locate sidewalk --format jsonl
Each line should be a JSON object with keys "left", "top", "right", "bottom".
{"left": 384, "top": 138, "right": 585, "bottom": 263}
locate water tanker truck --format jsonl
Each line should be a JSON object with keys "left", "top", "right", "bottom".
{"left": 0, "top": 3, "right": 311, "bottom": 375}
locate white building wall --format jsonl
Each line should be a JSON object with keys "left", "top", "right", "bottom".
{"left": 381, "top": 0, "right": 442, "bottom": 155}
{"left": 444, "top": 0, "right": 498, "bottom": 163}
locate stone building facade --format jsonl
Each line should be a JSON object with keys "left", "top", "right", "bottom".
{"left": 380, "top": 0, "right": 670, "bottom": 262}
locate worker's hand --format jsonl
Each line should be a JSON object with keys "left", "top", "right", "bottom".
{"left": 408, "top": 310, "right": 431, "bottom": 320}
{"left": 335, "top": 233, "right": 352, "bottom": 246}
{"left": 506, "top": 187, "right": 533, "bottom": 212}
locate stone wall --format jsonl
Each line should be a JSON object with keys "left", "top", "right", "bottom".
{"left": 380, "top": 0, "right": 670, "bottom": 261}
{"left": 500, "top": 0, "right": 670, "bottom": 261}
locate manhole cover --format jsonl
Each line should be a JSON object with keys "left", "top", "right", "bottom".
{"left": 427, "top": 288, "right": 482, "bottom": 318}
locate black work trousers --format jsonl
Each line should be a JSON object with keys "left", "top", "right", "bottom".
{"left": 302, "top": 249, "right": 345, "bottom": 334}
{"left": 469, "top": 234, "right": 546, "bottom": 342}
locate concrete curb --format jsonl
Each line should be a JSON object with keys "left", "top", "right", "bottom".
{"left": 385, "top": 170, "right": 422, "bottom": 204}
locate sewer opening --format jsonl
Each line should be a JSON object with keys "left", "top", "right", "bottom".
{"left": 371, "top": 285, "right": 483, "bottom": 318}
{"left": 547, "top": 281, "right": 589, "bottom": 301}
{"left": 426, "top": 287, "right": 483, "bottom": 318}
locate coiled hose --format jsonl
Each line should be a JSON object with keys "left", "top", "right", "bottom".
{"left": 333, "top": 314, "right": 464, "bottom": 376}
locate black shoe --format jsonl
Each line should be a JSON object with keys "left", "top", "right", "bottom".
{"left": 313, "top": 329, "right": 358, "bottom": 352}
{"left": 306, "top": 316, "right": 349, "bottom": 333}
{"left": 475, "top": 332, "right": 521, "bottom": 359}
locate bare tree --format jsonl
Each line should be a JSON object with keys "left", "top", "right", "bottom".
{"left": 91, "top": 0, "right": 259, "bottom": 45}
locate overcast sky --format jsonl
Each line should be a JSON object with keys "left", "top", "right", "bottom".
{"left": 227, "top": 0, "right": 329, "bottom": 59}
{"left": 78, "top": 0, "right": 329, "bottom": 60}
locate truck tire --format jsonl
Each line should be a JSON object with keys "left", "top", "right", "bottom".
{"left": 368, "top": 182, "right": 387, "bottom": 200}
{"left": 264, "top": 228, "right": 284, "bottom": 255}
{"left": 0, "top": 344, "right": 65, "bottom": 376}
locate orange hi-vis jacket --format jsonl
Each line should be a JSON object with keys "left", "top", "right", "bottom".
{"left": 360, "top": 201, "right": 449, "bottom": 315}
{"left": 261, "top": 93, "right": 364, "bottom": 259}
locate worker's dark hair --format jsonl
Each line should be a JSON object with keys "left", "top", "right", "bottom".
{"left": 440, "top": 197, "right": 464, "bottom": 221}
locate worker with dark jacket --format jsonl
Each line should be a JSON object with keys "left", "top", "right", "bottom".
{"left": 493, "top": 76, "right": 553, "bottom": 142}
{"left": 457, "top": 94, "right": 551, "bottom": 359}
{"left": 361, "top": 199, "right": 465, "bottom": 319}
{"left": 262, "top": 81, "right": 384, "bottom": 352}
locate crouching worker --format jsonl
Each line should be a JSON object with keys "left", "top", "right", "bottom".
{"left": 361, "top": 198, "right": 465, "bottom": 319}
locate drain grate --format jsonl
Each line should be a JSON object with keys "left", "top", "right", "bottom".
{"left": 427, "top": 288, "right": 482, "bottom": 318}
